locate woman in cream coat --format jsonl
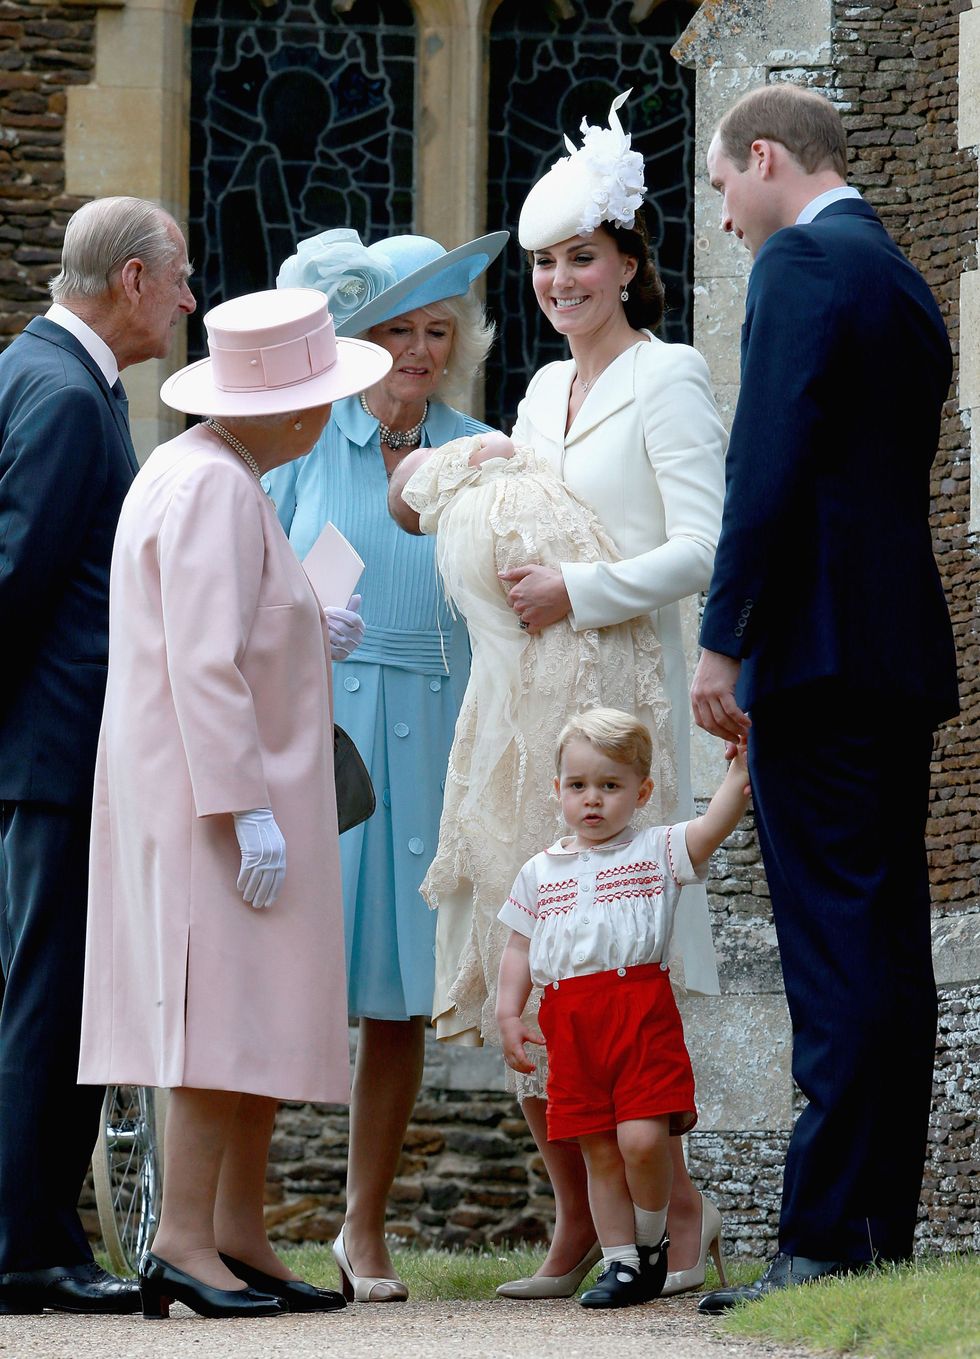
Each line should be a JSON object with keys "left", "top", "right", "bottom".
{"left": 399, "top": 93, "right": 728, "bottom": 1299}
{"left": 79, "top": 288, "right": 391, "bottom": 1320}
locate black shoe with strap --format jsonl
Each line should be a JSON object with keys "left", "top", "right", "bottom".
{"left": 0, "top": 1261, "right": 141, "bottom": 1314}
{"left": 580, "top": 1260, "right": 648, "bottom": 1309}
{"left": 698, "top": 1252, "right": 863, "bottom": 1314}
{"left": 638, "top": 1230, "right": 669, "bottom": 1301}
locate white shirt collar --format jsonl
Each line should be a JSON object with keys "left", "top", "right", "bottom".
{"left": 795, "top": 186, "right": 863, "bottom": 226}
{"left": 546, "top": 827, "right": 639, "bottom": 857}
{"left": 45, "top": 303, "right": 119, "bottom": 386}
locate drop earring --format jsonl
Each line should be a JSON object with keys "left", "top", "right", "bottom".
{"left": 621, "top": 287, "right": 629, "bottom": 302}
{"left": 294, "top": 420, "right": 303, "bottom": 431}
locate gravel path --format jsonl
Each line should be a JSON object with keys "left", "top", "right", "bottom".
{"left": 0, "top": 1295, "right": 816, "bottom": 1359}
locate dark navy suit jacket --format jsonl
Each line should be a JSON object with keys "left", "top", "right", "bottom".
{"left": 699, "top": 199, "right": 959, "bottom": 724}
{"left": 0, "top": 317, "right": 138, "bottom": 805}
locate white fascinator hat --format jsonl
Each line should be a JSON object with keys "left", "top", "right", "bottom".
{"left": 518, "top": 89, "right": 647, "bottom": 252}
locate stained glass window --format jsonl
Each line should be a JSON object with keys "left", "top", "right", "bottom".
{"left": 486, "top": 0, "right": 696, "bottom": 431}
{"left": 188, "top": 0, "right": 415, "bottom": 360}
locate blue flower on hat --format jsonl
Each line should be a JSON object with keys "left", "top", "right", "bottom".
{"left": 276, "top": 228, "right": 398, "bottom": 328}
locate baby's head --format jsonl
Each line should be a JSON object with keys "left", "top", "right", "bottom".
{"left": 554, "top": 708, "right": 654, "bottom": 847}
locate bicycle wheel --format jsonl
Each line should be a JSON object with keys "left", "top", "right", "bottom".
{"left": 93, "top": 1085, "right": 167, "bottom": 1275}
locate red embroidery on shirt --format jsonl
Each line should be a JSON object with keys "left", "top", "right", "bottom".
{"left": 506, "top": 895, "right": 537, "bottom": 918}
{"left": 594, "top": 860, "right": 665, "bottom": 904}
{"left": 536, "top": 878, "right": 578, "bottom": 917}
{"left": 666, "top": 827, "right": 680, "bottom": 885}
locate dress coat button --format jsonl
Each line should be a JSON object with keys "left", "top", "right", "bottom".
{"left": 394, "top": 722, "right": 409, "bottom": 737}
{"left": 343, "top": 675, "right": 360, "bottom": 691}
{"left": 408, "top": 837, "right": 424, "bottom": 855}
{"left": 429, "top": 679, "right": 441, "bottom": 692}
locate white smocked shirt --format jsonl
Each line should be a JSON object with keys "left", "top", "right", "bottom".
{"left": 497, "top": 823, "right": 707, "bottom": 989}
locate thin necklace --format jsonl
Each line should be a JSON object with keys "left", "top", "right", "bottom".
{"left": 360, "top": 392, "right": 428, "bottom": 451}
{"left": 205, "top": 419, "right": 275, "bottom": 508}
{"left": 576, "top": 359, "right": 613, "bottom": 393}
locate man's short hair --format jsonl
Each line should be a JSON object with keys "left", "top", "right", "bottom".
{"left": 49, "top": 197, "right": 177, "bottom": 302}
{"left": 716, "top": 85, "right": 848, "bottom": 179}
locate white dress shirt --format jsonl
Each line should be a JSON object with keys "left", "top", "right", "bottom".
{"left": 795, "top": 185, "right": 863, "bottom": 225}
{"left": 45, "top": 302, "right": 119, "bottom": 385}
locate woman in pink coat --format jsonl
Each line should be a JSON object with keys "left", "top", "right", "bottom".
{"left": 78, "top": 288, "right": 390, "bottom": 1320}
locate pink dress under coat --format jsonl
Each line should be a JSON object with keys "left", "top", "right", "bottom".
{"left": 78, "top": 424, "right": 350, "bottom": 1103}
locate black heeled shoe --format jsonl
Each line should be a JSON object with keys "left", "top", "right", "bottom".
{"left": 219, "top": 1252, "right": 346, "bottom": 1312}
{"left": 139, "top": 1252, "right": 284, "bottom": 1319}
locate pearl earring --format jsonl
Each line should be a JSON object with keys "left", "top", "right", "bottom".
{"left": 621, "top": 287, "right": 629, "bottom": 302}
{"left": 294, "top": 420, "right": 303, "bottom": 431}
{"left": 443, "top": 368, "right": 449, "bottom": 376}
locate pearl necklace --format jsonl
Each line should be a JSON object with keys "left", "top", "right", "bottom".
{"left": 205, "top": 419, "right": 277, "bottom": 509}
{"left": 205, "top": 418, "right": 263, "bottom": 479}
{"left": 360, "top": 393, "right": 428, "bottom": 451}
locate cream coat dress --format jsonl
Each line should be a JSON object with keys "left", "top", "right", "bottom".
{"left": 78, "top": 425, "right": 350, "bottom": 1103}
{"left": 430, "top": 334, "right": 726, "bottom": 1079}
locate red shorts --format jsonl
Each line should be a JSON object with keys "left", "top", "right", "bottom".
{"left": 538, "top": 963, "right": 697, "bottom": 1143}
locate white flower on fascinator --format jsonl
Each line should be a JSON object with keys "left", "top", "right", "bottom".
{"left": 555, "top": 90, "right": 647, "bottom": 236}
{"left": 276, "top": 228, "right": 398, "bottom": 327}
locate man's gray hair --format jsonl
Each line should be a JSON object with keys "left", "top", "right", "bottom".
{"left": 49, "top": 197, "right": 178, "bottom": 302}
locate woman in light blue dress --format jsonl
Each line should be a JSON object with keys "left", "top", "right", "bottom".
{"left": 267, "top": 228, "right": 506, "bottom": 1301}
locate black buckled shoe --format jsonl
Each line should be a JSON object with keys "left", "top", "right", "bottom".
{"left": 0, "top": 1261, "right": 141, "bottom": 1314}
{"left": 219, "top": 1252, "right": 346, "bottom": 1312}
{"left": 580, "top": 1260, "right": 648, "bottom": 1309}
{"left": 698, "top": 1252, "right": 859, "bottom": 1314}
{"left": 638, "top": 1230, "right": 669, "bottom": 1301}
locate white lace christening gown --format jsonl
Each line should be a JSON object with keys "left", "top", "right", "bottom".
{"left": 403, "top": 437, "right": 680, "bottom": 1099}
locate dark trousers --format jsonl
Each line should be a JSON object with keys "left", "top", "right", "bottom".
{"left": 0, "top": 802, "right": 104, "bottom": 1270}
{"left": 748, "top": 681, "right": 938, "bottom": 1263}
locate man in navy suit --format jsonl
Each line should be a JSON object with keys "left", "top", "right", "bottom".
{"left": 0, "top": 197, "right": 195, "bottom": 1312}
{"left": 691, "top": 86, "right": 958, "bottom": 1308}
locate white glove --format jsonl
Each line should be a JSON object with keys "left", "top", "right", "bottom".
{"left": 233, "top": 808, "right": 286, "bottom": 909}
{"left": 325, "top": 593, "right": 365, "bottom": 662}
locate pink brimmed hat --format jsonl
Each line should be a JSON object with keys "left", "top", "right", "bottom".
{"left": 160, "top": 287, "right": 392, "bottom": 416}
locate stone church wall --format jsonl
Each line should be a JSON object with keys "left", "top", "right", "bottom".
{"left": 1, "top": 0, "right": 975, "bottom": 1259}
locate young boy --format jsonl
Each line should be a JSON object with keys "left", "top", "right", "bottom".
{"left": 496, "top": 707, "right": 749, "bottom": 1308}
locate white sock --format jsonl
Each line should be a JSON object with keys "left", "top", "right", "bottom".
{"left": 634, "top": 1204, "right": 668, "bottom": 1247}
{"left": 601, "top": 1243, "right": 640, "bottom": 1272}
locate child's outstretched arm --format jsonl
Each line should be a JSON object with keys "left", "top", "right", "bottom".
{"left": 495, "top": 931, "right": 544, "bottom": 1074}
{"left": 685, "top": 735, "right": 751, "bottom": 869}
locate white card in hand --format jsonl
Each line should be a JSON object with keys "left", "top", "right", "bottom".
{"left": 302, "top": 522, "right": 364, "bottom": 609}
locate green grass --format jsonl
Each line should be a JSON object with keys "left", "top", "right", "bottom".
{"left": 719, "top": 1254, "right": 980, "bottom": 1359}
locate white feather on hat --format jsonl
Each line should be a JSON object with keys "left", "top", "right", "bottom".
{"left": 518, "top": 90, "right": 647, "bottom": 251}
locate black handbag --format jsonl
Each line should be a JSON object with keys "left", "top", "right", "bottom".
{"left": 334, "top": 723, "right": 376, "bottom": 833}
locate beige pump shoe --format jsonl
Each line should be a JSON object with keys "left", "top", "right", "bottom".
{"left": 332, "top": 1227, "right": 408, "bottom": 1302}
{"left": 660, "top": 1194, "right": 727, "bottom": 1296}
{"left": 496, "top": 1243, "right": 602, "bottom": 1299}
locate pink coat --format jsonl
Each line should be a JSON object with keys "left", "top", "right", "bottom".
{"left": 78, "top": 424, "right": 350, "bottom": 1103}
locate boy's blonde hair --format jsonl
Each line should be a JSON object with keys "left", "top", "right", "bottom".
{"left": 555, "top": 708, "right": 653, "bottom": 779}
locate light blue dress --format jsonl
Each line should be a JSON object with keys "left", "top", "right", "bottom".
{"left": 265, "top": 395, "right": 487, "bottom": 1019}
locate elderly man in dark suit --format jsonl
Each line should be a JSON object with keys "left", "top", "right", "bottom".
{"left": 691, "top": 86, "right": 958, "bottom": 1308}
{"left": 0, "top": 196, "right": 195, "bottom": 1313}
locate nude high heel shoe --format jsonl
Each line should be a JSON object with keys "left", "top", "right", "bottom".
{"left": 496, "top": 1243, "right": 602, "bottom": 1299}
{"left": 332, "top": 1227, "right": 408, "bottom": 1303}
{"left": 661, "top": 1194, "right": 727, "bottom": 1296}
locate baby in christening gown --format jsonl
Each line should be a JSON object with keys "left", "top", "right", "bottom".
{"left": 401, "top": 433, "right": 679, "bottom": 1095}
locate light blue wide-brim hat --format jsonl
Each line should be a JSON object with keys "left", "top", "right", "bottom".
{"left": 276, "top": 227, "right": 509, "bottom": 338}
